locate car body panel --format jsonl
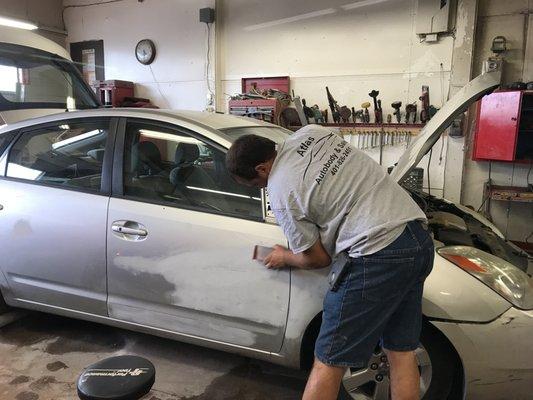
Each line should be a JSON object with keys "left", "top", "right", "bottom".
{"left": 0, "top": 180, "right": 108, "bottom": 315}
{"left": 0, "top": 109, "right": 66, "bottom": 126}
{"left": 432, "top": 307, "right": 533, "bottom": 399}
{"left": 107, "top": 197, "right": 290, "bottom": 352}
{"left": 390, "top": 61, "right": 502, "bottom": 183}
{"left": 0, "top": 26, "right": 71, "bottom": 60}
{"left": 422, "top": 253, "right": 511, "bottom": 322}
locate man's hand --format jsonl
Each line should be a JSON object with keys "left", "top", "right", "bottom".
{"left": 264, "top": 245, "right": 290, "bottom": 269}
{"left": 263, "top": 240, "right": 332, "bottom": 270}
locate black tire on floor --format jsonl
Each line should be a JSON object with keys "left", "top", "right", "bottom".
{"left": 338, "top": 322, "right": 462, "bottom": 400}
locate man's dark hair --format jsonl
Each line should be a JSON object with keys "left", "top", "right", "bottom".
{"left": 226, "top": 134, "right": 276, "bottom": 180}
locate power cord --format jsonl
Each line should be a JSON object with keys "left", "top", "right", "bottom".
{"left": 205, "top": 22, "right": 215, "bottom": 110}
{"left": 148, "top": 64, "right": 170, "bottom": 109}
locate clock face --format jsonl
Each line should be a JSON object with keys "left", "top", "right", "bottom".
{"left": 135, "top": 39, "right": 156, "bottom": 65}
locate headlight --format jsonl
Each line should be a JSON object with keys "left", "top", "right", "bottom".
{"left": 438, "top": 246, "right": 533, "bottom": 310}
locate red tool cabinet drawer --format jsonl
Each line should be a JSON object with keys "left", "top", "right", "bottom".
{"left": 473, "top": 90, "right": 533, "bottom": 162}
{"left": 473, "top": 91, "right": 521, "bottom": 161}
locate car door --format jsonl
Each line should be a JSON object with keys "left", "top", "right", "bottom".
{"left": 0, "top": 118, "right": 115, "bottom": 316}
{"left": 106, "top": 118, "right": 290, "bottom": 352}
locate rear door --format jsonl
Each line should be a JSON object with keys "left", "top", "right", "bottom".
{"left": 0, "top": 118, "right": 115, "bottom": 315}
{"left": 106, "top": 118, "right": 290, "bottom": 352}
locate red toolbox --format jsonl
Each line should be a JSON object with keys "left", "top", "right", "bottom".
{"left": 92, "top": 80, "right": 134, "bottom": 107}
{"left": 473, "top": 90, "right": 533, "bottom": 162}
{"left": 228, "top": 76, "right": 290, "bottom": 125}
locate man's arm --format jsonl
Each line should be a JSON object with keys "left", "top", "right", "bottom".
{"left": 264, "top": 239, "right": 331, "bottom": 270}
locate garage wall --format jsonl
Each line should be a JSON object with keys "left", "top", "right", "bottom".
{"left": 218, "top": 0, "right": 455, "bottom": 196}
{"left": 461, "top": 0, "right": 533, "bottom": 242}
{"left": 63, "top": 0, "right": 215, "bottom": 111}
{"left": 0, "top": 0, "right": 66, "bottom": 45}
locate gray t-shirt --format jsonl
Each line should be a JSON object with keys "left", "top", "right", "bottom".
{"left": 267, "top": 124, "right": 427, "bottom": 258}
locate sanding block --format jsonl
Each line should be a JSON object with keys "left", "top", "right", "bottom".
{"left": 253, "top": 245, "right": 274, "bottom": 262}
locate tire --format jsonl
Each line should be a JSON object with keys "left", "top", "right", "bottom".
{"left": 338, "top": 322, "right": 462, "bottom": 400}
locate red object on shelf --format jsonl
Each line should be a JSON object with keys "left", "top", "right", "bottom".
{"left": 92, "top": 80, "right": 134, "bottom": 107}
{"left": 473, "top": 90, "right": 533, "bottom": 162}
{"left": 228, "top": 76, "right": 290, "bottom": 125}
{"left": 240, "top": 76, "right": 290, "bottom": 94}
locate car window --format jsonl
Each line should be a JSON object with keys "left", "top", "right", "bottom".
{"left": 6, "top": 120, "right": 109, "bottom": 192}
{"left": 0, "top": 130, "right": 17, "bottom": 157}
{"left": 123, "top": 121, "right": 262, "bottom": 219}
{"left": 0, "top": 43, "right": 98, "bottom": 111}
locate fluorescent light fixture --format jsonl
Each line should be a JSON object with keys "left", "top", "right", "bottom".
{"left": 139, "top": 130, "right": 202, "bottom": 145}
{"left": 341, "top": 0, "right": 392, "bottom": 11}
{"left": 186, "top": 186, "right": 261, "bottom": 201}
{"left": 244, "top": 8, "right": 336, "bottom": 31}
{"left": 0, "top": 16, "right": 38, "bottom": 30}
{"left": 52, "top": 129, "right": 103, "bottom": 149}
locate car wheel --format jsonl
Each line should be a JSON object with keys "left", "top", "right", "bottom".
{"left": 338, "top": 323, "right": 461, "bottom": 400}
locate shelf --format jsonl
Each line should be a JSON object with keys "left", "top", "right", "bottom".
{"left": 488, "top": 185, "right": 533, "bottom": 203}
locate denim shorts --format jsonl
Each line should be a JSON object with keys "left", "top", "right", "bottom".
{"left": 315, "top": 220, "right": 434, "bottom": 368}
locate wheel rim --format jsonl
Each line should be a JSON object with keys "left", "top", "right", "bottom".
{"left": 342, "top": 345, "right": 432, "bottom": 400}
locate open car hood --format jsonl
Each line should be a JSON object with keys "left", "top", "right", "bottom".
{"left": 390, "top": 60, "right": 503, "bottom": 183}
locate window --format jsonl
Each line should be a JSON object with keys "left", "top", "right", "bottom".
{"left": 123, "top": 121, "right": 262, "bottom": 219}
{"left": 0, "top": 130, "right": 17, "bottom": 157}
{"left": 0, "top": 43, "right": 99, "bottom": 111}
{"left": 6, "top": 120, "right": 109, "bottom": 192}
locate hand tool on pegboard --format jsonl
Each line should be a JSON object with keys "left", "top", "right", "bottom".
{"left": 302, "top": 98, "right": 314, "bottom": 124}
{"left": 326, "top": 87, "right": 342, "bottom": 123}
{"left": 361, "top": 102, "right": 371, "bottom": 123}
{"left": 340, "top": 106, "right": 352, "bottom": 123}
{"left": 369, "top": 90, "right": 383, "bottom": 124}
{"left": 405, "top": 102, "right": 417, "bottom": 124}
{"left": 419, "top": 85, "right": 430, "bottom": 123}
{"left": 392, "top": 101, "right": 402, "bottom": 123}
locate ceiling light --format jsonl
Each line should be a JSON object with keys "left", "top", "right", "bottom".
{"left": 0, "top": 16, "right": 38, "bottom": 30}
{"left": 341, "top": 0, "right": 392, "bottom": 11}
{"left": 139, "top": 130, "right": 202, "bottom": 144}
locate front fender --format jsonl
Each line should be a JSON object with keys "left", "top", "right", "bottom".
{"left": 422, "top": 251, "right": 511, "bottom": 322}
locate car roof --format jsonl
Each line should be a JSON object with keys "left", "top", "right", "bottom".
{"left": 0, "top": 108, "right": 279, "bottom": 148}
{"left": 0, "top": 25, "right": 71, "bottom": 60}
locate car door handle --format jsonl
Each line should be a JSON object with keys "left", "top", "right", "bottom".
{"left": 112, "top": 225, "right": 147, "bottom": 236}
{"left": 111, "top": 221, "right": 148, "bottom": 239}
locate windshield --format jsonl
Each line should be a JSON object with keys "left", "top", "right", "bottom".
{"left": 221, "top": 126, "right": 291, "bottom": 143}
{"left": 0, "top": 42, "right": 99, "bottom": 111}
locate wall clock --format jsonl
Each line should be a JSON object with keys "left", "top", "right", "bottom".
{"left": 135, "top": 39, "right": 156, "bottom": 65}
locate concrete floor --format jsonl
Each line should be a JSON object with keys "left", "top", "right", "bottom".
{"left": 0, "top": 312, "right": 307, "bottom": 400}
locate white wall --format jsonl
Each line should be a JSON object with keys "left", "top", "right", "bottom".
{"left": 462, "top": 0, "right": 533, "bottom": 242}
{"left": 64, "top": 0, "right": 214, "bottom": 110}
{"left": 0, "top": 0, "right": 65, "bottom": 45}
{"left": 218, "top": 0, "right": 455, "bottom": 196}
